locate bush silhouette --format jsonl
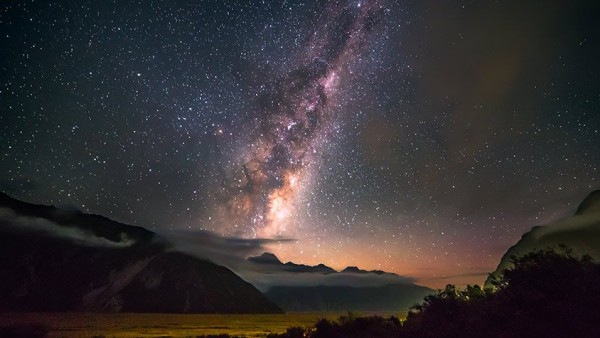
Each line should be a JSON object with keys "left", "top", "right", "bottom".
{"left": 273, "top": 247, "right": 600, "bottom": 338}
{"left": 402, "top": 247, "right": 600, "bottom": 338}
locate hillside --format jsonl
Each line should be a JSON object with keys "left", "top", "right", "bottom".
{"left": 0, "top": 192, "right": 282, "bottom": 313}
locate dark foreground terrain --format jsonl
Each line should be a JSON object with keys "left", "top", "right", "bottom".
{"left": 2, "top": 248, "right": 599, "bottom": 338}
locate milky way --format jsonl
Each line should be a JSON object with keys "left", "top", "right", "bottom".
{"left": 216, "top": 0, "right": 386, "bottom": 238}
{"left": 1, "top": 0, "right": 599, "bottom": 288}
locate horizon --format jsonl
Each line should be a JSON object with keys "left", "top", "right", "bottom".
{"left": 1, "top": 0, "right": 599, "bottom": 291}
{"left": 2, "top": 189, "right": 598, "bottom": 291}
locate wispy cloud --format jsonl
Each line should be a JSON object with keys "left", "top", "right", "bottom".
{"left": 488, "top": 192, "right": 600, "bottom": 286}
{"left": 0, "top": 207, "right": 136, "bottom": 248}
{"left": 160, "top": 229, "right": 418, "bottom": 292}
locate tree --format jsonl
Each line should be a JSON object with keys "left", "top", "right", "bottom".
{"left": 402, "top": 247, "right": 600, "bottom": 338}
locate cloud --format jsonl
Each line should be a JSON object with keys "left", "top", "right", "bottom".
{"left": 486, "top": 191, "right": 600, "bottom": 286}
{"left": 359, "top": 0, "right": 599, "bottom": 220}
{"left": 158, "top": 229, "right": 294, "bottom": 267}
{"left": 240, "top": 269, "right": 417, "bottom": 292}
{"left": 160, "top": 229, "right": 419, "bottom": 292}
{"left": 117, "top": 224, "right": 422, "bottom": 290}
{"left": 0, "top": 207, "right": 136, "bottom": 248}
{"left": 1, "top": 200, "right": 424, "bottom": 292}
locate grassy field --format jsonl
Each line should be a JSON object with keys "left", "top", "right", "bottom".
{"left": 0, "top": 312, "right": 407, "bottom": 337}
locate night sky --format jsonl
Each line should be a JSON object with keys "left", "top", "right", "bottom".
{"left": 1, "top": 0, "right": 599, "bottom": 288}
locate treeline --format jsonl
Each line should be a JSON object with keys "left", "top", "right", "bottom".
{"left": 266, "top": 247, "right": 600, "bottom": 338}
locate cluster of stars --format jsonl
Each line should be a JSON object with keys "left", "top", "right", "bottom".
{"left": 1, "top": 0, "right": 599, "bottom": 288}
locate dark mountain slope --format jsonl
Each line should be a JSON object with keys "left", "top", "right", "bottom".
{"left": 0, "top": 193, "right": 282, "bottom": 313}
{"left": 486, "top": 190, "right": 600, "bottom": 287}
{"left": 0, "top": 192, "right": 155, "bottom": 244}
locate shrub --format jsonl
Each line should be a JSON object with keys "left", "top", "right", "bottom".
{"left": 281, "top": 247, "right": 600, "bottom": 338}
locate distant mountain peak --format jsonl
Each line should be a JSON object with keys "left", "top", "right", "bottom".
{"left": 248, "top": 252, "right": 283, "bottom": 265}
{"left": 248, "top": 253, "right": 336, "bottom": 274}
{"left": 342, "top": 266, "right": 392, "bottom": 275}
{"left": 247, "top": 254, "right": 396, "bottom": 276}
{"left": 486, "top": 189, "right": 600, "bottom": 288}
{"left": 342, "top": 266, "right": 363, "bottom": 273}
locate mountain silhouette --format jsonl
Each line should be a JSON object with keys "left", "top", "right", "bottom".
{"left": 248, "top": 252, "right": 284, "bottom": 265}
{"left": 341, "top": 266, "right": 389, "bottom": 275}
{"left": 0, "top": 192, "right": 282, "bottom": 313}
{"left": 248, "top": 253, "right": 396, "bottom": 276}
{"left": 248, "top": 252, "right": 337, "bottom": 274}
{"left": 247, "top": 252, "right": 431, "bottom": 311}
{"left": 486, "top": 190, "right": 600, "bottom": 287}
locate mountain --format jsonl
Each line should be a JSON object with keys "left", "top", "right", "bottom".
{"left": 485, "top": 190, "right": 600, "bottom": 287}
{"left": 0, "top": 192, "right": 156, "bottom": 245}
{"left": 341, "top": 266, "right": 389, "bottom": 275}
{"left": 247, "top": 252, "right": 432, "bottom": 311}
{"left": 249, "top": 252, "right": 283, "bottom": 264}
{"left": 265, "top": 284, "right": 433, "bottom": 312}
{"left": 248, "top": 253, "right": 395, "bottom": 276}
{"left": 575, "top": 190, "right": 600, "bottom": 215}
{"left": 248, "top": 252, "right": 337, "bottom": 274}
{"left": 0, "top": 192, "right": 282, "bottom": 313}
{"left": 282, "top": 262, "right": 338, "bottom": 274}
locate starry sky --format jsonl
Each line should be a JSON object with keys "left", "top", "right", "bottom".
{"left": 1, "top": 0, "right": 599, "bottom": 288}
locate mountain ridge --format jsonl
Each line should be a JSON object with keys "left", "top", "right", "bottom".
{"left": 0, "top": 192, "right": 282, "bottom": 313}
{"left": 485, "top": 190, "right": 600, "bottom": 287}
{"left": 248, "top": 252, "right": 397, "bottom": 276}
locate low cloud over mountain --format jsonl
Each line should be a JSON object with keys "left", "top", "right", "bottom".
{"left": 242, "top": 252, "right": 412, "bottom": 291}
{"left": 487, "top": 190, "right": 600, "bottom": 286}
{"left": 0, "top": 192, "right": 281, "bottom": 313}
{"left": 0, "top": 191, "right": 430, "bottom": 312}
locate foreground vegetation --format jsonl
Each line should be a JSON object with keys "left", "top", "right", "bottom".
{"left": 266, "top": 248, "right": 600, "bottom": 338}
{"left": 2, "top": 248, "right": 599, "bottom": 337}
